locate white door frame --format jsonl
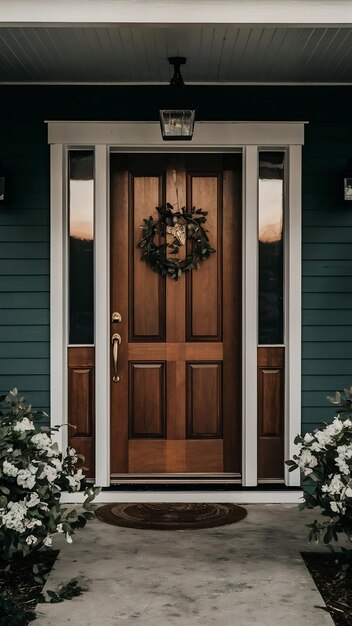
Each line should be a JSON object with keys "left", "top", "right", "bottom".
{"left": 48, "top": 121, "right": 304, "bottom": 489}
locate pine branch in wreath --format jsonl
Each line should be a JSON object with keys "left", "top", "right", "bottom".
{"left": 137, "top": 203, "right": 216, "bottom": 280}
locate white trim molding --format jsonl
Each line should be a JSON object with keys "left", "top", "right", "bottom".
{"left": 47, "top": 121, "right": 305, "bottom": 148}
{"left": 48, "top": 120, "right": 304, "bottom": 494}
{"left": 285, "top": 145, "right": 302, "bottom": 486}
{"left": 242, "top": 145, "right": 258, "bottom": 486}
{"left": 62, "top": 490, "right": 304, "bottom": 505}
{"left": 1, "top": 0, "right": 351, "bottom": 27}
{"left": 50, "top": 144, "right": 67, "bottom": 450}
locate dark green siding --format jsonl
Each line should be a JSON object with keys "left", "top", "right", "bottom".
{"left": 0, "top": 85, "right": 351, "bottom": 433}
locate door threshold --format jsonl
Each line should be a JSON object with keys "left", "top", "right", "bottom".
{"left": 110, "top": 473, "right": 241, "bottom": 485}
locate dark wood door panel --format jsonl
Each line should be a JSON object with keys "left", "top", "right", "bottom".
{"left": 67, "top": 346, "right": 95, "bottom": 478}
{"left": 186, "top": 362, "right": 222, "bottom": 438}
{"left": 129, "top": 440, "right": 223, "bottom": 473}
{"left": 110, "top": 154, "right": 242, "bottom": 476}
{"left": 257, "top": 346, "right": 285, "bottom": 481}
{"left": 129, "top": 362, "right": 166, "bottom": 438}
{"left": 186, "top": 174, "right": 222, "bottom": 341}
{"left": 130, "top": 174, "right": 165, "bottom": 341}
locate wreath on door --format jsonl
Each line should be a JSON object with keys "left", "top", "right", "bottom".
{"left": 137, "top": 203, "right": 215, "bottom": 281}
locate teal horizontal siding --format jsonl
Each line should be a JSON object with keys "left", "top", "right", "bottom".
{"left": 0, "top": 260, "right": 49, "bottom": 275}
{"left": 0, "top": 117, "right": 49, "bottom": 417}
{"left": 0, "top": 226, "right": 49, "bottom": 242}
{"left": 302, "top": 359, "right": 352, "bottom": 375}
{"left": 0, "top": 343, "right": 49, "bottom": 358}
{"left": 302, "top": 117, "right": 352, "bottom": 435}
{"left": 302, "top": 326, "right": 352, "bottom": 342}
{"left": 0, "top": 359, "right": 50, "bottom": 375}
{"left": 0, "top": 309, "right": 49, "bottom": 324}
{"left": 303, "top": 261, "right": 352, "bottom": 277}
{"left": 0, "top": 293, "right": 49, "bottom": 308}
{"left": 0, "top": 243, "right": 50, "bottom": 259}
{"left": 0, "top": 326, "right": 48, "bottom": 342}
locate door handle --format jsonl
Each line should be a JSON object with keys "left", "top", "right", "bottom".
{"left": 112, "top": 333, "right": 122, "bottom": 382}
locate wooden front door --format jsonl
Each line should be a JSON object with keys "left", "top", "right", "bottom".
{"left": 110, "top": 154, "right": 241, "bottom": 476}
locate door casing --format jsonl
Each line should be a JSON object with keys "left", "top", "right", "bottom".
{"left": 47, "top": 121, "right": 304, "bottom": 488}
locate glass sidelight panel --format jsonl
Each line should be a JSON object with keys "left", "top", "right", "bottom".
{"left": 68, "top": 150, "right": 94, "bottom": 344}
{"left": 258, "top": 151, "right": 285, "bottom": 345}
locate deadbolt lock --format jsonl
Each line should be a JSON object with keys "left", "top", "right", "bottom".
{"left": 112, "top": 312, "right": 122, "bottom": 323}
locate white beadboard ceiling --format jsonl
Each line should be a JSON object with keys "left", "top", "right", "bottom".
{"left": 0, "top": 25, "right": 352, "bottom": 83}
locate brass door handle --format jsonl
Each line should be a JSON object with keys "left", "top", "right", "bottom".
{"left": 112, "top": 333, "right": 122, "bottom": 382}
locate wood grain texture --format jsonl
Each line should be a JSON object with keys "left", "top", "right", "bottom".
{"left": 110, "top": 154, "right": 242, "bottom": 475}
{"left": 222, "top": 155, "right": 242, "bottom": 472}
{"left": 130, "top": 173, "right": 165, "bottom": 341}
{"left": 186, "top": 362, "right": 222, "bottom": 438}
{"left": 257, "top": 346, "right": 285, "bottom": 480}
{"left": 186, "top": 173, "right": 221, "bottom": 341}
{"left": 129, "top": 440, "right": 223, "bottom": 473}
{"left": 67, "top": 346, "right": 95, "bottom": 477}
{"left": 129, "top": 362, "right": 166, "bottom": 438}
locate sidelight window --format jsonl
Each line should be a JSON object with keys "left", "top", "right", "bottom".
{"left": 258, "top": 151, "right": 285, "bottom": 345}
{"left": 68, "top": 150, "right": 95, "bottom": 344}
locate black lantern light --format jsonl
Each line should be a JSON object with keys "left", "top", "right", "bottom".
{"left": 159, "top": 57, "right": 195, "bottom": 140}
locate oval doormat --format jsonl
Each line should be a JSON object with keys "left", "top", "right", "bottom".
{"left": 95, "top": 503, "right": 247, "bottom": 530}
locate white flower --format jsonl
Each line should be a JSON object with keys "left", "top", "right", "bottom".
{"left": 26, "top": 534, "right": 37, "bottom": 545}
{"left": 1, "top": 501, "right": 28, "bottom": 532}
{"left": 315, "top": 429, "right": 332, "bottom": 449}
{"left": 2, "top": 461, "right": 18, "bottom": 477}
{"left": 51, "top": 458, "right": 62, "bottom": 472}
{"left": 68, "top": 447, "right": 77, "bottom": 457}
{"left": 31, "top": 433, "right": 55, "bottom": 456}
{"left": 43, "top": 534, "right": 52, "bottom": 547}
{"left": 303, "top": 467, "right": 313, "bottom": 476}
{"left": 27, "top": 519, "right": 42, "bottom": 529}
{"left": 343, "top": 419, "right": 352, "bottom": 427}
{"left": 303, "top": 433, "right": 314, "bottom": 444}
{"left": 56, "top": 523, "right": 64, "bottom": 533}
{"left": 345, "top": 486, "right": 352, "bottom": 498}
{"left": 26, "top": 493, "right": 40, "bottom": 508}
{"left": 65, "top": 533, "right": 73, "bottom": 544}
{"left": 330, "top": 501, "right": 346, "bottom": 515}
{"left": 310, "top": 441, "right": 322, "bottom": 453}
{"left": 13, "top": 417, "right": 35, "bottom": 433}
{"left": 17, "top": 469, "right": 36, "bottom": 490}
{"left": 322, "top": 474, "right": 345, "bottom": 496}
{"left": 335, "top": 456, "right": 349, "bottom": 475}
{"left": 39, "top": 464, "right": 58, "bottom": 483}
{"left": 297, "top": 449, "right": 318, "bottom": 471}
{"left": 67, "top": 468, "right": 84, "bottom": 491}
{"left": 336, "top": 445, "right": 352, "bottom": 460}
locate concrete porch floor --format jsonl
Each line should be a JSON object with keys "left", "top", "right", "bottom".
{"left": 36, "top": 504, "right": 334, "bottom": 625}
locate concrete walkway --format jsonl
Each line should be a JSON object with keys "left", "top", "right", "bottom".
{"left": 36, "top": 504, "right": 334, "bottom": 625}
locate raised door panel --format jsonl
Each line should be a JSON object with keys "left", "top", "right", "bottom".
{"left": 68, "top": 347, "right": 95, "bottom": 478}
{"left": 186, "top": 363, "right": 222, "bottom": 438}
{"left": 257, "top": 347, "right": 285, "bottom": 481}
{"left": 129, "top": 362, "right": 166, "bottom": 438}
{"left": 186, "top": 174, "right": 222, "bottom": 341}
{"left": 130, "top": 174, "right": 165, "bottom": 341}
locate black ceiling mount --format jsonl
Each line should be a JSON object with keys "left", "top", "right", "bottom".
{"left": 168, "top": 57, "right": 187, "bottom": 87}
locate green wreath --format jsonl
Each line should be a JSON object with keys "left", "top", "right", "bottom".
{"left": 137, "top": 202, "right": 216, "bottom": 281}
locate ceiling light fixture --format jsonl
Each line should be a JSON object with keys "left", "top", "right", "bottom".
{"left": 159, "top": 57, "right": 195, "bottom": 141}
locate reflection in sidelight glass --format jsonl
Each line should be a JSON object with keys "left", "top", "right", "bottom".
{"left": 258, "top": 152, "right": 284, "bottom": 344}
{"left": 68, "top": 151, "right": 94, "bottom": 344}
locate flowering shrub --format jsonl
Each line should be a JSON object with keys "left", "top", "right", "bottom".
{"left": 287, "top": 390, "right": 352, "bottom": 545}
{"left": 0, "top": 389, "right": 99, "bottom": 563}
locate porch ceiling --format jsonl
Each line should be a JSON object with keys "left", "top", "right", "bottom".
{"left": 0, "top": 25, "right": 352, "bottom": 84}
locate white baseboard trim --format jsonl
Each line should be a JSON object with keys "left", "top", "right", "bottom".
{"left": 62, "top": 490, "right": 303, "bottom": 505}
